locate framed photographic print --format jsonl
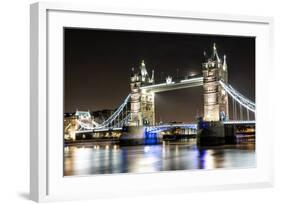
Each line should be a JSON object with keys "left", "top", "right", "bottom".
{"left": 30, "top": 2, "right": 274, "bottom": 202}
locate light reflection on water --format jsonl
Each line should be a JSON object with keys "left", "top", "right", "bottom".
{"left": 64, "top": 141, "right": 255, "bottom": 176}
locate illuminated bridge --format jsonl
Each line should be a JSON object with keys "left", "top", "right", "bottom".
{"left": 65, "top": 43, "right": 256, "bottom": 138}
{"left": 74, "top": 79, "right": 255, "bottom": 134}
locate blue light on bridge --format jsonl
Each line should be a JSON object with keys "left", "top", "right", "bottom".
{"left": 198, "top": 121, "right": 209, "bottom": 129}
{"left": 144, "top": 131, "right": 158, "bottom": 145}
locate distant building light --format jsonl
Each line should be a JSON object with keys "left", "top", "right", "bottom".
{"left": 189, "top": 72, "right": 197, "bottom": 77}
{"left": 166, "top": 76, "right": 172, "bottom": 84}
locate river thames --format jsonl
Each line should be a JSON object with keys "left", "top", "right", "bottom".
{"left": 64, "top": 139, "right": 255, "bottom": 176}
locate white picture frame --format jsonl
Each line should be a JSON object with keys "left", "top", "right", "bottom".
{"left": 30, "top": 2, "right": 274, "bottom": 202}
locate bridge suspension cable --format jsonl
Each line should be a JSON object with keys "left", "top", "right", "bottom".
{"left": 75, "top": 94, "right": 131, "bottom": 133}
{"left": 95, "top": 94, "right": 131, "bottom": 129}
{"left": 219, "top": 81, "right": 255, "bottom": 113}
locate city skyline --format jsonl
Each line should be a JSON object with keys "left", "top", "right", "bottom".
{"left": 64, "top": 28, "right": 255, "bottom": 123}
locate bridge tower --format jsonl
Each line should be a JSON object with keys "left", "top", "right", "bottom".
{"left": 129, "top": 60, "right": 155, "bottom": 126}
{"left": 202, "top": 43, "right": 229, "bottom": 122}
{"left": 129, "top": 68, "right": 143, "bottom": 126}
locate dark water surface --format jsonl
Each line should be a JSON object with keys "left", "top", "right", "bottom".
{"left": 64, "top": 140, "right": 255, "bottom": 176}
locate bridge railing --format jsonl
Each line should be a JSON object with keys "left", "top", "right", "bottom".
{"left": 145, "top": 123, "right": 197, "bottom": 133}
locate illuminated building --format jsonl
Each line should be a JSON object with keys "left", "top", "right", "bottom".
{"left": 202, "top": 43, "right": 229, "bottom": 121}
{"left": 129, "top": 60, "right": 155, "bottom": 126}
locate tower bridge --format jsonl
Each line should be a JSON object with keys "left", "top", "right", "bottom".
{"left": 65, "top": 43, "right": 256, "bottom": 145}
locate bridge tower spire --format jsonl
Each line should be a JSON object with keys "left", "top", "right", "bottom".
{"left": 140, "top": 60, "right": 149, "bottom": 83}
{"left": 202, "top": 43, "right": 229, "bottom": 121}
{"left": 223, "top": 55, "right": 227, "bottom": 71}
{"left": 219, "top": 54, "right": 229, "bottom": 120}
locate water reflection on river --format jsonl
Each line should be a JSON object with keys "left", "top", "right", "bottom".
{"left": 64, "top": 140, "right": 255, "bottom": 176}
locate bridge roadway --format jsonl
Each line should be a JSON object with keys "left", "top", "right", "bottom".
{"left": 223, "top": 120, "right": 255, "bottom": 125}
{"left": 145, "top": 123, "right": 197, "bottom": 133}
{"left": 140, "top": 77, "right": 203, "bottom": 93}
{"left": 76, "top": 123, "right": 197, "bottom": 134}
{"left": 75, "top": 120, "right": 255, "bottom": 134}
{"left": 75, "top": 127, "right": 123, "bottom": 134}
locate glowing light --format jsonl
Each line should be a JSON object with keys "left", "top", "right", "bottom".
{"left": 189, "top": 71, "right": 197, "bottom": 77}
{"left": 166, "top": 76, "right": 173, "bottom": 84}
{"left": 144, "top": 146, "right": 150, "bottom": 153}
{"left": 180, "top": 77, "right": 203, "bottom": 83}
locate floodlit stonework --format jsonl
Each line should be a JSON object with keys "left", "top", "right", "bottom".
{"left": 129, "top": 60, "right": 155, "bottom": 126}
{"left": 202, "top": 43, "right": 229, "bottom": 122}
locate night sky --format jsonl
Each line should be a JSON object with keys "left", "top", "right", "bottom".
{"left": 64, "top": 28, "right": 255, "bottom": 123}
